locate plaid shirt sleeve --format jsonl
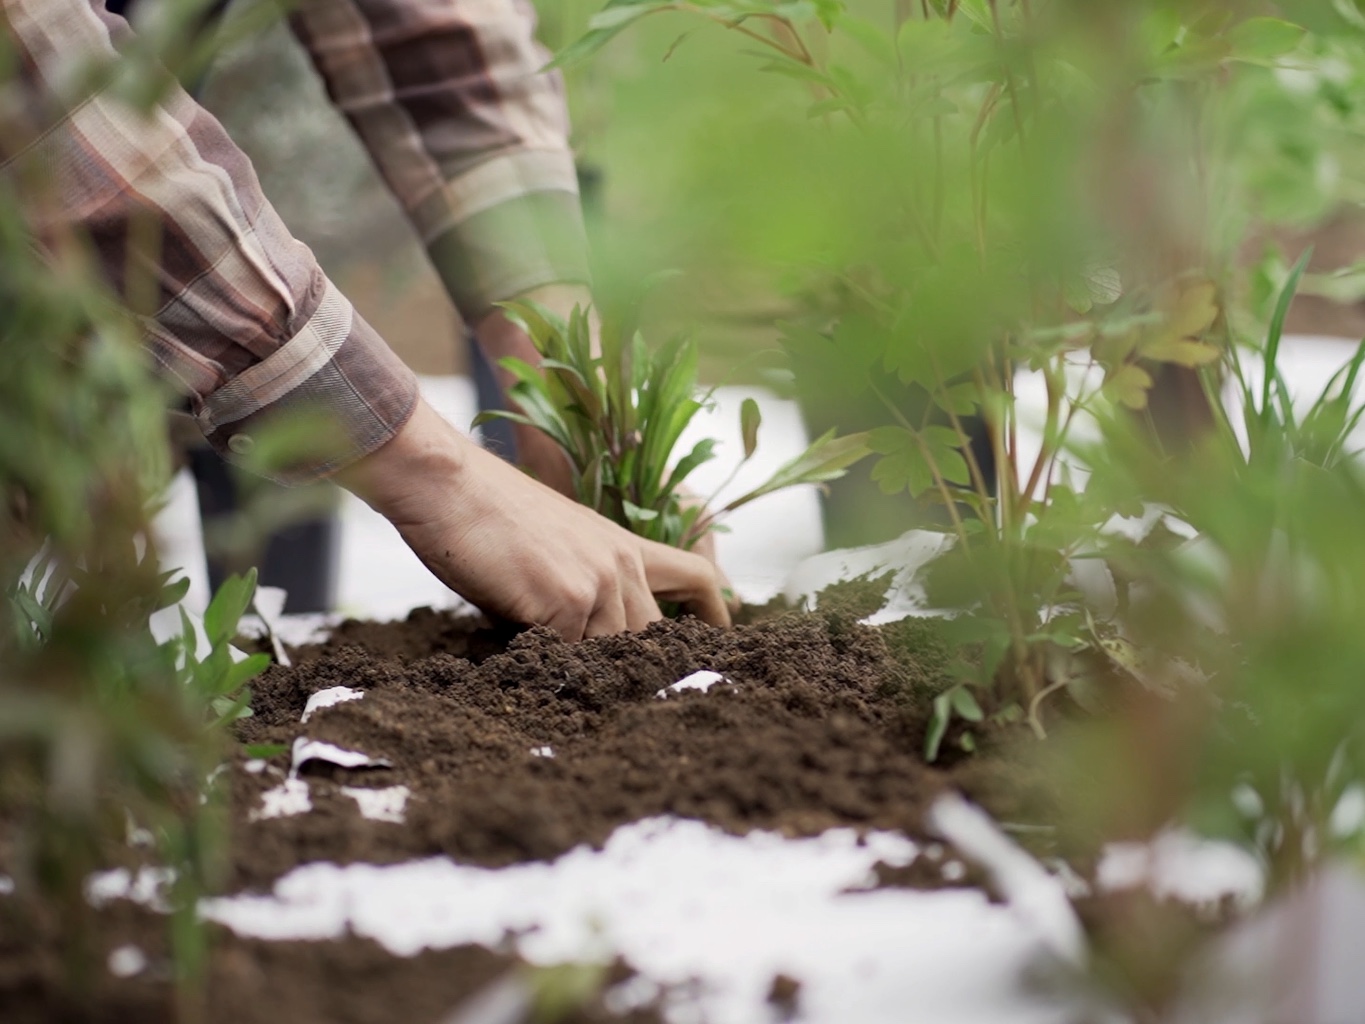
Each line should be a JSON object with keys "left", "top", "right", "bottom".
{"left": 1, "top": 0, "right": 419, "bottom": 484}
{"left": 290, "top": 0, "right": 590, "bottom": 325}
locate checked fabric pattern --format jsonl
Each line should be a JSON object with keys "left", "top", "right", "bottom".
{"left": 0, "top": 0, "right": 588, "bottom": 481}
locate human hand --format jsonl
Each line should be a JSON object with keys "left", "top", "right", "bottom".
{"left": 475, "top": 285, "right": 734, "bottom": 600}
{"left": 338, "top": 399, "right": 732, "bottom": 640}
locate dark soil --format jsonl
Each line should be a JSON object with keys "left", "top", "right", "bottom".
{"left": 0, "top": 896, "right": 659, "bottom": 1024}
{"left": 228, "top": 605, "right": 980, "bottom": 889}
{"left": 4, "top": 599, "right": 1040, "bottom": 1024}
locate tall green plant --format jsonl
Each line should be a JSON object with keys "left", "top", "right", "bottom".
{"left": 555, "top": 0, "right": 1317, "bottom": 748}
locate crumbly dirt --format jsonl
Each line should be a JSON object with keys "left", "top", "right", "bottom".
{"left": 3, "top": 603, "right": 1040, "bottom": 1023}
{"left": 228, "top": 608, "right": 978, "bottom": 890}
{"left": 0, "top": 895, "right": 659, "bottom": 1024}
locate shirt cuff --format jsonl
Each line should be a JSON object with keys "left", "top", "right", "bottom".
{"left": 421, "top": 149, "right": 591, "bottom": 324}
{"left": 194, "top": 280, "right": 419, "bottom": 484}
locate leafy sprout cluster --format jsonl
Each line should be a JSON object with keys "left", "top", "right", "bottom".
{"left": 478, "top": 299, "right": 872, "bottom": 550}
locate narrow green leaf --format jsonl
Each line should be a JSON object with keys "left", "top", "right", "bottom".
{"left": 13, "top": 588, "right": 52, "bottom": 638}
{"left": 723, "top": 430, "right": 873, "bottom": 512}
{"left": 203, "top": 568, "right": 257, "bottom": 646}
{"left": 243, "top": 743, "right": 288, "bottom": 759}
{"left": 223, "top": 652, "right": 271, "bottom": 695}
{"left": 156, "top": 574, "right": 192, "bottom": 612}
{"left": 546, "top": 3, "right": 667, "bottom": 70}
{"left": 178, "top": 607, "right": 198, "bottom": 668}
{"left": 949, "top": 685, "right": 984, "bottom": 723}
{"left": 663, "top": 437, "right": 718, "bottom": 496}
{"left": 925, "top": 693, "right": 952, "bottom": 762}
{"left": 211, "top": 689, "right": 254, "bottom": 725}
{"left": 1262, "top": 249, "right": 1313, "bottom": 424}
{"left": 621, "top": 500, "right": 661, "bottom": 527}
{"left": 740, "top": 397, "right": 762, "bottom": 460}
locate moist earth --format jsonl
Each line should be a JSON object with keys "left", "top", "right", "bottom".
{"left": 4, "top": 601, "right": 1027, "bottom": 1023}
{"left": 0, "top": 896, "right": 660, "bottom": 1024}
{"left": 229, "top": 608, "right": 963, "bottom": 889}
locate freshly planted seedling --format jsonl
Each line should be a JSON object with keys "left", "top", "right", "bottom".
{"left": 476, "top": 300, "right": 871, "bottom": 550}
{"left": 172, "top": 567, "right": 271, "bottom": 728}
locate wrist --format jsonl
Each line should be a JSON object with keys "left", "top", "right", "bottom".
{"left": 337, "top": 399, "right": 471, "bottom": 525}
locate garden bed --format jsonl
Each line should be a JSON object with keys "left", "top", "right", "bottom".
{"left": 227, "top": 602, "right": 995, "bottom": 887}
{"left": 2, "top": 597, "right": 1059, "bottom": 1024}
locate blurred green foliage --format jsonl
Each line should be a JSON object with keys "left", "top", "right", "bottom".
{"left": 556, "top": 0, "right": 1365, "bottom": 969}
{"left": 0, "top": 0, "right": 276, "bottom": 1014}
{"left": 554, "top": 0, "right": 1319, "bottom": 734}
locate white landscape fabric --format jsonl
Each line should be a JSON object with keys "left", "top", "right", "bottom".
{"left": 201, "top": 815, "right": 1074, "bottom": 1024}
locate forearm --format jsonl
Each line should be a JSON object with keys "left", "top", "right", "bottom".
{"left": 291, "top": 0, "right": 591, "bottom": 327}
{"left": 2, "top": 0, "right": 419, "bottom": 483}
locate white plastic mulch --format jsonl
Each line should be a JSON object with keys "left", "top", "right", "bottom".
{"left": 201, "top": 814, "right": 1066, "bottom": 1024}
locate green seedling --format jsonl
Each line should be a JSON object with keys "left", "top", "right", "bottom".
{"left": 476, "top": 300, "right": 871, "bottom": 551}
{"left": 169, "top": 567, "right": 270, "bottom": 728}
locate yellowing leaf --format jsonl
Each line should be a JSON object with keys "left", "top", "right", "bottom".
{"left": 1107, "top": 365, "right": 1154, "bottom": 410}
{"left": 1168, "top": 281, "right": 1220, "bottom": 340}
{"left": 1141, "top": 337, "right": 1222, "bottom": 368}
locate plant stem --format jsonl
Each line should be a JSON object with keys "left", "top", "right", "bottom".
{"left": 759, "top": 14, "right": 815, "bottom": 66}
{"left": 1025, "top": 664, "right": 1069, "bottom": 739}
{"left": 986, "top": 0, "right": 1029, "bottom": 157}
{"left": 701, "top": 12, "right": 809, "bottom": 66}
{"left": 1020, "top": 360, "right": 1062, "bottom": 510}
{"left": 928, "top": 357, "right": 996, "bottom": 523}
{"left": 871, "top": 379, "right": 974, "bottom": 554}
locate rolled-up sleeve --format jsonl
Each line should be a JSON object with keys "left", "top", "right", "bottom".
{"left": 290, "top": 0, "right": 590, "bottom": 325}
{"left": 1, "top": 0, "right": 418, "bottom": 483}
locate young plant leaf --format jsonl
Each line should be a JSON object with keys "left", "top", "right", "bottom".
{"left": 222, "top": 652, "right": 271, "bottom": 696}
{"left": 546, "top": 1, "right": 669, "bottom": 70}
{"left": 243, "top": 743, "right": 289, "bottom": 760}
{"left": 203, "top": 568, "right": 257, "bottom": 647}
{"left": 155, "top": 574, "right": 192, "bottom": 612}
{"left": 663, "top": 437, "right": 719, "bottom": 496}
{"left": 13, "top": 587, "right": 52, "bottom": 639}
{"left": 621, "top": 500, "right": 661, "bottom": 525}
{"left": 1106, "top": 365, "right": 1155, "bottom": 411}
{"left": 1227, "top": 17, "right": 1306, "bottom": 64}
{"left": 740, "top": 397, "right": 762, "bottom": 460}
{"left": 926, "top": 693, "right": 952, "bottom": 762}
{"left": 211, "top": 689, "right": 254, "bottom": 725}
{"left": 869, "top": 426, "right": 936, "bottom": 498}
{"left": 949, "top": 685, "right": 984, "bottom": 723}
{"left": 721, "top": 430, "right": 873, "bottom": 513}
